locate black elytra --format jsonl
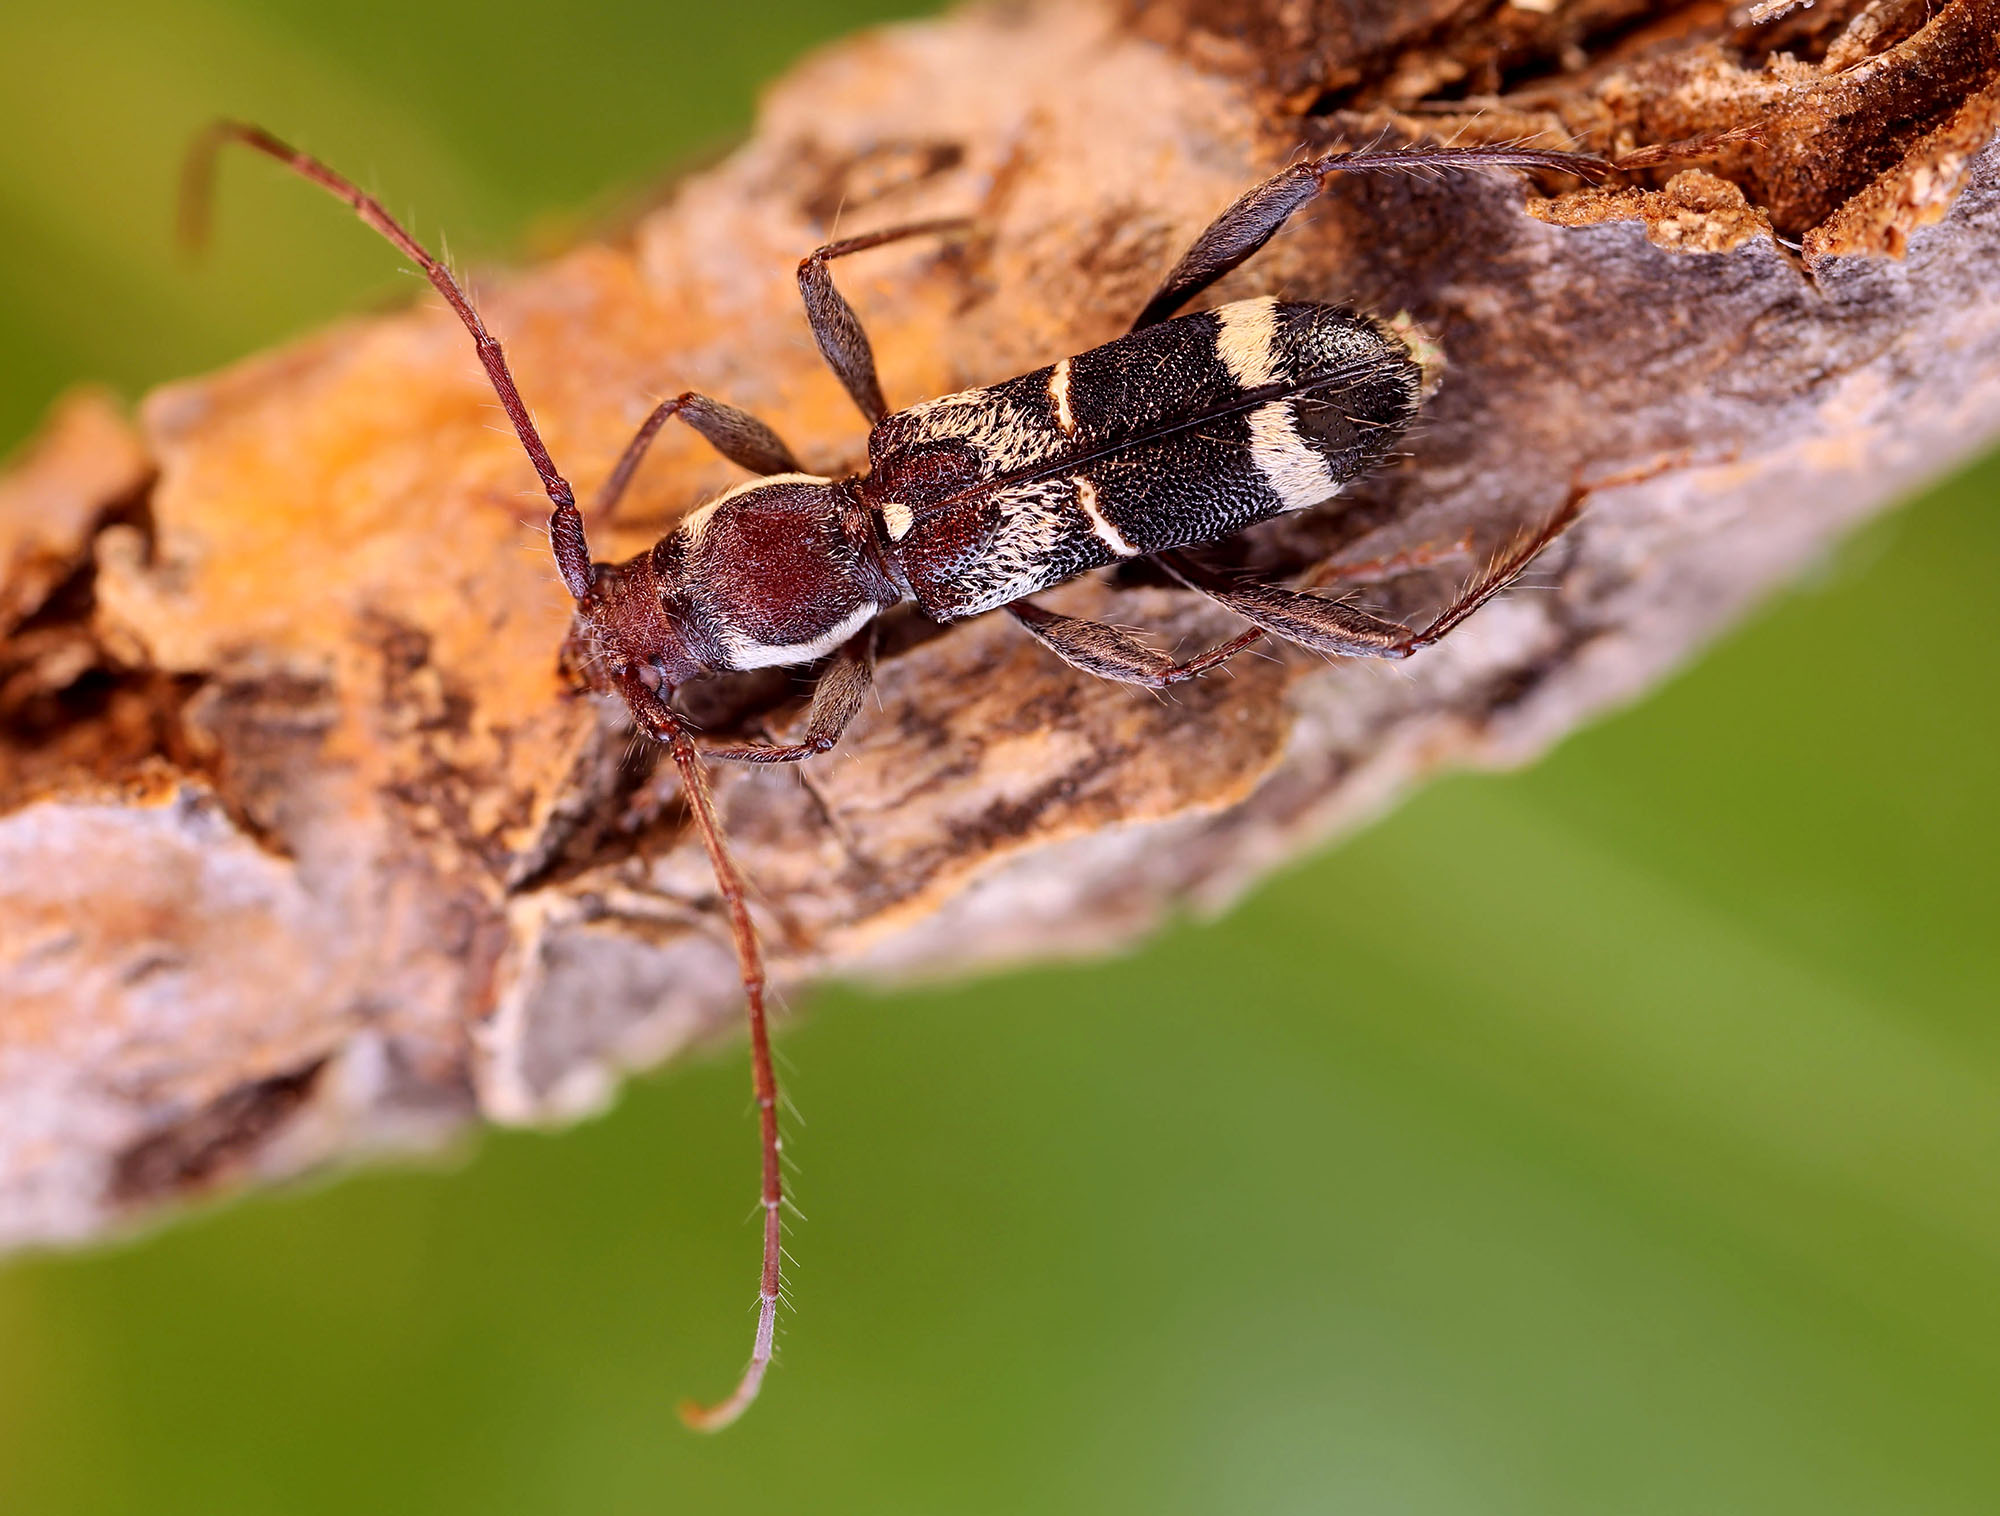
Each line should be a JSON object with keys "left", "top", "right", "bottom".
{"left": 869, "top": 298, "right": 1423, "bottom": 622}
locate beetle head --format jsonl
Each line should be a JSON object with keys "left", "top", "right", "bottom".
{"left": 568, "top": 473, "right": 894, "bottom": 698}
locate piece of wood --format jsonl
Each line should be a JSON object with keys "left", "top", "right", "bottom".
{"left": 3, "top": 0, "right": 1998, "bottom": 1248}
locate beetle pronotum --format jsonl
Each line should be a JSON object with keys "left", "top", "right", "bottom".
{"left": 185, "top": 121, "right": 1611, "bottom": 1428}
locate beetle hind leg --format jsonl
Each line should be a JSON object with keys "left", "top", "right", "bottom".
{"left": 1159, "top": 493, "right": 1582, "bottom": 660}
{"left": 1012, "top": 496, "right": 1579, "bottom": 686}
{"left": 1131, "top": 144, "right": 1611, "bottom": 331}
{"left": 1007, "top": 599, "right": 1266, "bottom": 689}
{"left": 1159, "top": 555, "right": 1416, "bottom": 658}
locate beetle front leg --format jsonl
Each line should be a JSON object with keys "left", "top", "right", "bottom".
{"left": 699, "top": 626, "right": 877, "bottom": 764}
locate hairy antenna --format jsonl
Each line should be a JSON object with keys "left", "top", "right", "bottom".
{"left": 613, "top": 673, "right": 786, "bottom": 1433}
{"left": 182, "top": 121, "right": 597, "bottom": 601}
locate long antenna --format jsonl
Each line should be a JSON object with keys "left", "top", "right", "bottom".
{"left": 182, "top": 121, "right": 597, "bottom": 601}
{"left": 615, "top": 675, "right": 786, "bottom": 1433}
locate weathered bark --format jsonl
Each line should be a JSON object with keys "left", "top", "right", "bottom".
{"left": 3, "top": 0, "right": 1997, "bottom": 1247}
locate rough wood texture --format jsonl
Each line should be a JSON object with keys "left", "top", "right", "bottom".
{"left": 4, "top": 0, "right": 1998, "bottom": 1248}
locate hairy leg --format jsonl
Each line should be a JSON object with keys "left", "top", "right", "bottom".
{"left": 596, "top": 392, "right": 803, "bottom": 523}
{"left": 699, "top": 626, "right": 876, "bottom": 763}
{"left": 1132, "top": 144, "right": 1609, "bottom": 331}
{"left": 1008, "top": 599, "right": 1265, "bottom": 689}
{"left": 797, "top": 219, "right": 972, "bottom": 423}
{"left": 617, "top": 669, "right": 786, "bottom": 1433}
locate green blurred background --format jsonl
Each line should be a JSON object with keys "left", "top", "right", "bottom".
{"left": 4, "top": 2, "right": 1998, "bottom": 1511}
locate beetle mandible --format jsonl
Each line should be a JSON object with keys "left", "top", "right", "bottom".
{"left": 186, "top": 122, "right": 1611, "bottom": 1428}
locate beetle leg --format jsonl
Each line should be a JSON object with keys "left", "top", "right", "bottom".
{"left": 1008, "top": 599, "right": 1265, "bottom": 688}
{"left": 1158, "top": 491, "right": 1581, "bottom": 658}
{"left": 797, "top": 218, "right": 973, "bottom": 424}
{"left": 1131, "top": 144, "right": 1610, "bottom": 331}
{"left": 700, "top": 626, "right": 877, "bottom": 763}
{"left": 1015, "top": 493, "right": 1580, "bottom": 685}
{"left": 594, "top": 391, "right": 803, "bottom": 523}
{"left": 1158, "top": 554, "right": 1416, "bottom": 658}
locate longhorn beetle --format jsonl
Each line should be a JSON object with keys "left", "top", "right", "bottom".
{"left": 186, "top": 122, "right": 1615, "bottom": 1429}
